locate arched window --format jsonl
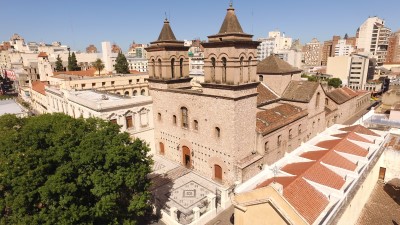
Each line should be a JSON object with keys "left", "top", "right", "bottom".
{"left": 316, "top": 92, "right": 320, "bottom": 107}
{"left": 124, "top": 91, "right": 129, "bottom": 96}
{"left": 214, "top": 164, "right": 222, "bottom": 181}
{"left": 277, "top": 135, "right": 282, "bottom": 146}
{"left": 181, "top": 107, "right": 188, "bottom": 128}
{"left": 171, "top": 58, "right": 175, "bottom": 78}
{"left": 141, "top": 89, "right": 145, "bottom": 95}
{"left": 211, "top": 57, "right": 216, "bottom": 82}
{"left": 193, "top": 120, "right": 198, "bottom": 130}
{"left": 133, "top": 90, "right": 137, "bottom": 96}
{"left": 298, "top": 124, "right": 302, "bottom": 134}
{"left": 248, "top": 57, "right": 252, "bottom": 81}
{"left": 259, "top": 75, "right": 263, "bottom": 82}
{"left": 158, "top": 113, "right": 161, "bottom": 121}
{"left": 152, "top": 59, "right": 155, "bottom": 77}
{"left": 180, "top": 58, "right": 183, "bottom": 77}
{"left": 158, "top": 59, "right": 162, "bottom": 77}
{"left": 215, "top": 127, "right": 220, "bottom": 138}
{"left": 222, "top": 57, "right": 227, "bottom": 83}
{"left": 240, "top": 57, "right": 244, "bottom": 83}
{"left": 289, "top": 129, "right": 293, "bottom": 139}
{"left": 325, "top": 98, "right": 329, "bottom": 106}
{"left": 264, "top": 141, "right": 269, "bottom": 152}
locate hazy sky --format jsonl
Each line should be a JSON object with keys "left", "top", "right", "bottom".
{"left": 2, "top": 0, "right": 399, "bottom": 52}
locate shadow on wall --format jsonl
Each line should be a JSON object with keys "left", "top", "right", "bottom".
{"left": 384, "top": 178, "right": 400, "bottom": 206}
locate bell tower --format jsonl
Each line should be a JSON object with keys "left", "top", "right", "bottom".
{"left": 146, "top": 19, "right": 190, "bottom": 89}
{"left": 202, "top": 3, "right": 259, "bottom": 87}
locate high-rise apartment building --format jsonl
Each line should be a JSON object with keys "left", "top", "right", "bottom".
{"left": 303, "top": 38, "right": 322, "bottom": 67}
{"left": 257, "top": 30, "right": 292, "bottom": 61}
{"left": 356, "top": 17, "right": 391, "bottom": 64}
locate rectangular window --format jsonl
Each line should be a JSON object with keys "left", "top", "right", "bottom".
{"left": 92, "top": 83, "right": 96, "bottom": 87}
{"left": 102, "top": 82, "right": 105, "bottom": 86}
{"left": 129, "top": 79, "right": 132, "bottom": 84}
{"left": 111, "top": 81, "right": 115, "bottom": 85}
{"left": 81, "top": 84, "right": 86, "bottom": 88}
{"left": 126, "top": 116, "right": 133, "bottom": 128}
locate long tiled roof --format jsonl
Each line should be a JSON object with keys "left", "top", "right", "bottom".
{"left": 326, "top": 87, "right": 358, "bottom": 104}
{"left": 339, "top": 125, "right": 379, "bottom": 137}
{"left": 257, "top": 54, "right": 302, "bottom": 75}
{"left": 251, "top": 124, "right": 379, "bottom": 224}
{"left": 256, "top": 103, "right": 308, "bottom": 135}
{"left": 257, "top": 83, "right": 280, "bottom": 106}
{"left": 31, "top": 81, "right": 47, "bottom": 95}
{"left": 281, "top": 81, "right": 320, "bottom": 103}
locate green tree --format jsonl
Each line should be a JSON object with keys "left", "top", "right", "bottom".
{"left": 68, "top": 52, "right": 79, "bottom": 71}
{"left": 0, "top": 114, "right": 153, "bottom": 224}
{"left": 328, "top": 78, "right": 342, "bottom": 88}
{"left": 55, "top": 55, "right": 64, "bottom": 72}
{"left": 307, "top": 75, "right": 318, "bottom": 82}
{"left": 114, "top": 52, "right": 130, "bottom": 74}
{"left": 92, "top": 58, "right": 105, "bottom": 76}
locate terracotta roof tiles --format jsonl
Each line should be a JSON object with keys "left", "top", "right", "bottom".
{"left": 303, "top": 163, "right": 345, "bottom": 190}
{"left": 316, "top": 139, "right": 368, "bottom": 157}
{"left": 218, "top": 6, "right": 244, "bottom": 34}
{"left": 281, "top": 81, "right": 320, "bottom": 103}
{"left": 256, "top": 103, "right": 308, "bottom": 135}
{"left": 333, "top": 132, "right": 373, "bottom": 143}
{"left": 339, "top": 125, "right": 380, "bottom": 137}
{"left": 156, "top": 19, "right": 177, "bottom": 42}
{"left": 31, "top": 81, "right": 47, "bottom": 95}
{"left": 37, "top": 52, "right": 48, "bottom": 57}
{"left": 283, "top": 178, "right": 329, "bottom": 224}
{"left": 257, "top": 54, "right": 302, "bottom": 75}
{"left": 257, "top": 83, "right": 279, "bottom": 106}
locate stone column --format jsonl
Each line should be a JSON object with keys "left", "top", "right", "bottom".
{"left": 219, "top": 187, "right": 231, "bottom": 209}
{"left": 207, "top": 193, "right": 216, "bottom": 211}
{"left": 170, "top": 207, "right": 178, "bottom": 221}
{"left": 193, "top": 207, "right": 200, "bottom": 220}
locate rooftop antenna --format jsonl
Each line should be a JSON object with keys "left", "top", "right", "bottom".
{"left": 164, "top": 12, "right": 168, "bottom": 21}
{"left": 229, "top": 0, "right": 233, "bottom": 7}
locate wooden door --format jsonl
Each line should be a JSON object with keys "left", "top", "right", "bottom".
{"left": 159, "top": 142, "right": 164, "bottom": 155}
{"left": 215, "top": 164, "right": 222, "bottom": 181}
{"left": 182, "top": 146, "right": 191, "bottom": 168}
{"left": 379, "top": 167, "right": 386, "bottom": 181}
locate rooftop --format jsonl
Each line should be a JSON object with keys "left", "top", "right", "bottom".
{"left": 257, "top": 54, "right": 302, "bottom": 75}
{"left": 0, "top": 99, "right": 25, "bottom": 116}
{"left": 256, "top": 82, "right": 280, "bottom": 106}
{"left": 256, "top": 103, "right": 308, "bottom": 135}
{"left": 326, "top": 87, "right": 358, "bottom": 104}
{"left": 236, "top": 124, "right": 387, "bottom": 224}
{"left": 31, "top": 81, "right": 47, "bottom": 95}
{"left": 281, "top": 81, "right": 320, "bottom": 103}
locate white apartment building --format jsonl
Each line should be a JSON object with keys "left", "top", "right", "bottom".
{"left": 327, "top": 54, "right": 378, "bottom": 91}
{"left": 275, "top": 49, "right": 303, "bottom": 69}
{"left": 356, "top": 17, "right": 391, "bottom": 64}
{"left": 335, "top": 39, "right": 355, "bottom": 56}
{"left": 257, "top": 30, "right": 292, "bottom": 61}
{"left": 44, "top": 86, "right": 155, "bottom": 151}
{"left": 126, "top": 56, "right": 148, "bottom": 72}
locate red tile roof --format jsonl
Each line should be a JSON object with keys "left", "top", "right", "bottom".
{"left": 31, "top": 81, "right": 47, "bottom": 95}
{"left": 257, "top": 83, "right": 279, "bottom": 106}
{"left": 339, "top": 125, "right": 379, "bottom": 137}
{"left": 333, "top": 132, "right": 373, "bottom": 143}
{"left": 316, "top": 139, "right": 368, "bottom": 157}
{"left": 300, "top": 150, "right": 357, "bottom": 171}
{"left": 37, "top": 52, "right": 48, "bottom": 57}
{"left": 281, "top": 161, "right": 315, "bottom": 176}
{"left": 303, "top": 163, "right": 345, "bottom": 189}
{"left": 53, "top": 67, "right": 97, "bottom": 77}
{"left": 255, "top": 176, "right": 296, "bottom": 189}
{"left": 256, "top": 103, "right": 308, "bottom": 135}
{"left": 283, "top": 178, "right": 329, "bottom": 224}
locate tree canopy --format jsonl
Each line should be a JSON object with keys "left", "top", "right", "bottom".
{"left": 328, "top": 78, "right": 342, "bottom": 88}
{"left": 55, "top": 55, "right": 64, "bottom": 72}
{"left": 68, "top": 52, "right": 79, "bottom": 71}
{"left": 114, "top": 52, "right": 130, "bottom": 74}
{"left": 0, "top": 113, "right": 153, "bottom": 225}
{"left": 92, "top": 58, "right": 105, "bottom": 76}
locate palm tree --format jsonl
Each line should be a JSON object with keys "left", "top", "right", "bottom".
{"left": 92, "top": 58, "right": 105, "bottom": 76}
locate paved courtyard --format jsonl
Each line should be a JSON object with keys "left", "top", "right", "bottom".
{"left": 150, "top": 155, "right": 224, "bottom": 216}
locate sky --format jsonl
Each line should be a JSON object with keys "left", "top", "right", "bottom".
{"left": 1, "top": 0, "right": 399, "bottom": 52}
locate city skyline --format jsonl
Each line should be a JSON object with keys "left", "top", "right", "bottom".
{"left": 2, "top": 0, "right": 400, "bottom": 52}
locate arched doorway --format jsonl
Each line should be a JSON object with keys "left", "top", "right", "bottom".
{"left": 215, "top": 164, "right": 222, "bottom": 181}
{"left": 182, "top": 146, "right": 191, "bottom": 168}
{"left": 159, "top": 142, "right": 164, "bottom": 155}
